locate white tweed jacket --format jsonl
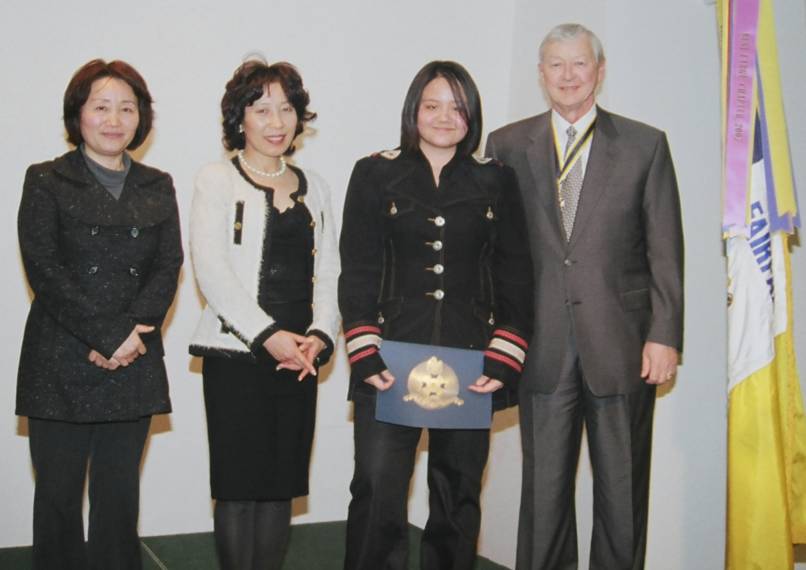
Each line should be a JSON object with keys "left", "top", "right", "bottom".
{"left": 189, "top": 159, "right": 340, "bottom": 357}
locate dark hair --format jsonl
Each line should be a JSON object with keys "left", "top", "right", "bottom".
{"left": 221, "top": 60, "right": 316, "bottom": 154}
{"left": 63, "top": 59, "right": 153, "bottom": 149}
{"left": 400, "top": 60, "right": 482, "bottom": 157}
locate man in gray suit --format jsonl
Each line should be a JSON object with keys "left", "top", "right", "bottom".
{"left": 485, "top": 23, "right": 684, "bottom": 569}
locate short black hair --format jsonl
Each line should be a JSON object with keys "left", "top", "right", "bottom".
{"left": 400, "top": 60, "right": 482, "bottom": 157}
{"left": 63, "top": 59, "right": 153, "bottom": 150}
{"left": 221, "top": 60, "right": 316, "bottom": 155}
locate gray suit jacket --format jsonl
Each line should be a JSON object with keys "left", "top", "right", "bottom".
{"left": 486, "top": 108, "right": 683, "bottom": 396}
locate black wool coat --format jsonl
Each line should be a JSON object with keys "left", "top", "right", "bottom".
{"left": 16, "top": 150, "right": 183, "bottom": 422}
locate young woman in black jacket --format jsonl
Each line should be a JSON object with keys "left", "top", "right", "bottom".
{"left": 339, "top": 60, "right": 534, "bottom": 570}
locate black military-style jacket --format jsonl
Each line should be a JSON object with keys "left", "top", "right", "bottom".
{"left": 338, "top": 149, "right": 534, "bottom": 410}
{"left": 16, "top": 150, "right": 183, "bottom": 422}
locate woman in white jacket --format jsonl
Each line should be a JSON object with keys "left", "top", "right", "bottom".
{"left": 189, "top": 59, "right": 340, "bottom": 570}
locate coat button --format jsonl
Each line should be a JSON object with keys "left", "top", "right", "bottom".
{"left": 427, "top": 240, "right": 443, "bottom": 251}
{"left": 129, "top": 266, "right": 139, "bottom": 277}
{"left": 564, "top": 259, "right": 572, "bottom": 267}
{"left": 130, "top": 227, "right": 140, "bottom": 238}
{"left": 427, "top": 289, "right": 445, "bottom": 300}
{"left": 431, "top": 216, "right": 446, "bottom": 227}
{"left": 88, "top": 265, "right": 99, "bottom": 275}
{"left": 90, "top": 226, "right": 100, "bottom": 236}
{"left": 486, "top": 207, "right": 494, "bottom": 220}
{"left": 429, "top": 264, "right": 444, "bottom": 275}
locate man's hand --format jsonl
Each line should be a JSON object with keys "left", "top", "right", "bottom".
{"left": 640, "top": 341, "right": 679, "bottom": 385}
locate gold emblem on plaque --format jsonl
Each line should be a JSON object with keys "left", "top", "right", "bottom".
{"left": 403, "top": 356, "right": 464, "bottom": 410}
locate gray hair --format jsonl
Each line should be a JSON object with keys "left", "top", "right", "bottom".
{"left": 539, "top": 23, "right": 605, "bottom": 64}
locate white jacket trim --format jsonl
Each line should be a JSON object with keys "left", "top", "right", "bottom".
{"left": 189, "top": 160, "right": 340, "bottom": 355}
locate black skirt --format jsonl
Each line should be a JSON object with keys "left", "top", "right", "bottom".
{"left": 202, "top": 349, "right": 317, "bottom": 500}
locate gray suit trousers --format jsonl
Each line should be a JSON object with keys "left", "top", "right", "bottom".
{"left": 517, "top": 332, "right": 656, "bottom": 570}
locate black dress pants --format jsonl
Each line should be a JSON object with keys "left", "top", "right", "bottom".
{"left": 344, "top": 391, "right": 490, "bottom": 570}
{"left": 28, "top": 416, "right": 151, "bottom": 570}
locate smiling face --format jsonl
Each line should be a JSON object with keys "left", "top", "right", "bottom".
{"left": 539, "top": 34, "right": 605, "bottom": 123}
{"left": 241, "top": 82, "right": 298, "bottom": 165}
{"left": 79, "top": 77, "right": 139, "bottom": 169}
{"left": 416, "top": 76, "right": 469, "bottom": 159}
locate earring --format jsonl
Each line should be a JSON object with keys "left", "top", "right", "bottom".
{"left": 238, "top": 124, "right": 244, "bottom": 133}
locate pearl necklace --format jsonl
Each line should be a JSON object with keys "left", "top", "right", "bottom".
{"left": 238, "top": 150, "right": 287, "bottom": 178}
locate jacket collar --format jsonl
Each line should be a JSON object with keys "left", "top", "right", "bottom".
{"left": 48, "top": 149, "right": 171, "bottom": 227}
{"left": 229, "top": 156, "right": 309, "bottom": 198}
{"left": 52, "top": 148, "right": 162, "bottom": 188}
{"left": 389, "top": 148, "right": 487, "bottom": 208}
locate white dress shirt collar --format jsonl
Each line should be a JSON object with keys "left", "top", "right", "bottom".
{"left": 552, "top": 105, "right": 598, "bottom": 153}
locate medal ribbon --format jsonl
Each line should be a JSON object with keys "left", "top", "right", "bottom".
{"left": 553, "top": 120, "right": 596, "bottom": 185}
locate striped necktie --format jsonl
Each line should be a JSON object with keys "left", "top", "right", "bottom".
{"left": 559, "top": 125, "right": 583, "bottom": 241}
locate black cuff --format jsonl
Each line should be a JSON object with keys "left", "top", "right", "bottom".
{"left": 349, "top": 351, "right": 387, "bottom": 387}
{"left": 483, "top": 356, "right": 521, "bottom": 390}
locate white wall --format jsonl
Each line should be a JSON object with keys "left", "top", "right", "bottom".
{"left": 1, "top": 1, "right": 805, "bottom": 568}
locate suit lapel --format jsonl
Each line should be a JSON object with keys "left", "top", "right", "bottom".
{"left": 525, "top": 114, "right": 566, "bottom": 249}
{"left": 568, "top": 107, "right": 619, "bottom": 250}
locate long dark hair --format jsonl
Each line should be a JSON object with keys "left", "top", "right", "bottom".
{"left": 400, "top": 60, "right": 482, "bottom": 157}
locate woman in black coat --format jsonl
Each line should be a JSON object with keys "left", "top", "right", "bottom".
{"left": 16, "top": 59, "right": 183, "bottom": 570}
{"left": 339, "top": 61, "right": 534, "bottom": 570}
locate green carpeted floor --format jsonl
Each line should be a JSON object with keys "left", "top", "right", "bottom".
{"left": 0, "top": 521, "right": 510, "bottom": 569}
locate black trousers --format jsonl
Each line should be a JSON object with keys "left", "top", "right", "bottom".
{"left": 344, "top": 391, "right": 490, "bottom": 570}
{"left": 28, "top": 416, "right": 151, "bottom": 570}
{"left": 516, "top": 335, "right": 656, "bottom": 570}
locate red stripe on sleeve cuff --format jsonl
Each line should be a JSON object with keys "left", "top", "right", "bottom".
{"left": 349, "top": 347, "right": 378, "bottom": 364}
{"left": 485, "top": 350, "right": 523, "bottom": 373}
{"left": 493, "top": 329, "right": 528, "bottom": 349}
{"left": 345, "top": 325, "right": 382, "bottom": 339}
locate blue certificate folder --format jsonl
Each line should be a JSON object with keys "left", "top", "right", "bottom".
{"left": 376, "top": 340, "right": 491, "bottom": 429}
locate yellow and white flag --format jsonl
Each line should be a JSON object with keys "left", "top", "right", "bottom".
{"left": 720, "top": 0, "right": 806, "bottom": 567}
